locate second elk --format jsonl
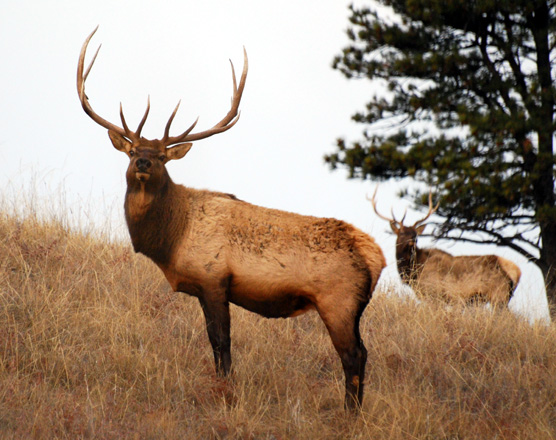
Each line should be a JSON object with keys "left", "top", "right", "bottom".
{"left": 77, "top": 28, "right": 386, "bottom": 411}
{"left": 369, "top": 189, "right": 520, "bottom": 307}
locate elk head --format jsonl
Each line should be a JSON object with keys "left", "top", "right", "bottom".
{"left": 368, "top": 188, "right": 439, "bottom": 259}
{"left": 77, "top": 27, "right": 248, "bottom": 193}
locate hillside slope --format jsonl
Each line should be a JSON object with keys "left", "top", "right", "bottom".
{"left": 1, "top": 210, "right": 555, "bottom": 439}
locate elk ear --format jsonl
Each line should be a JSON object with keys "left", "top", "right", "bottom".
{"left": 416, "top": 224, "right": 427, "bottom": 235}
{"left": 390, "top": 221, "right": 400, "bottom": 235}
{"left": 108, "top": 130, "right": 132, "bottom": 155}
{"left": 166, "top": 143, "right": 193, "bottom": 161}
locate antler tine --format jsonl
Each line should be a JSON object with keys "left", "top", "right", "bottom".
{"left": 230, "top": 59, "right": 238, "bottom": 95}
{"left": 119, "top": 98, "right": 150, "bottom": 140}
{"left": 367, "top": 187, "right": 400, "bottom": 224}
{"left": 119, "top": 103, "right": 131, "bottom": 134}
{"left": 412, "top": 191, "right": 439, "bottom": 228}
{"left": 164, "top": 47, "right": 249, "bottom": 146}
{"left": 162, "top": 101, "right": 200, "bottom": 144}
{"left": 396, "top": 207, "right": 406, "bottom": 225}
{"left": 135, "top": 96, "right": 151, "bottom": 138}
{"left": 77, "top": 27, "right": 129, "bottom": 138}
{"left": 83, "top": 44, "right": 101, "bottom": 83}
{"left": 163, "top": 101, "right": 181, "bottom": 140}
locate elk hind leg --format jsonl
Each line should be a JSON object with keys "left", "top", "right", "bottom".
{"left": 318, "top": 300, "right": 368, "bottom": 411}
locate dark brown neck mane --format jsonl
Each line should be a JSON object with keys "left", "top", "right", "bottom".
{"left": 396, "top": 243, "right": 416, "bottom": 283}
{"left": 396, "top": 244, "right": 432, "bottom": 284}
{"left": 124, "top": 177, "right": 189, "bottom": 265}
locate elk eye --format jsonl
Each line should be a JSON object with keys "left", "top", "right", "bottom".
{"left": 129, "top": 150, "right": 135, "bottom": 157}
{"left": 159, "top": 155, "right": 166, "bottom": 162}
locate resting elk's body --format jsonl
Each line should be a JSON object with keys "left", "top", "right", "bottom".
{"left": 77, "top": 28, "right": 386, "bottom": 411}
{"left": 369, "top": 190, "right": 521, "bottom": 306}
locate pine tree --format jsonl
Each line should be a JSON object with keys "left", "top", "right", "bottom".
{"left": 327, "top": 0, "right": 556, "bottom": 314}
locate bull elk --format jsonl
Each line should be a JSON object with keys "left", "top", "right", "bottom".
{"left": 77, "top": 28, "right": 386, "bottom": 411}
{"left": 369, "top": 189, "right": 521, "bottom": 307}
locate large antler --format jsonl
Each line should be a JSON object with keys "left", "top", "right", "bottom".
{"left": 367, "top": 187, "right": 407, "bottom": 227}
{"left": 77, "top": 27, "right": 248, "bottom": 147}
{"left": 77, "top": 27, "right": 145, "bottom": 142}
{"left": 412, "top": 191, "right": 439, "bottom": 228}
{"left": 367, "top": 187, "right": 438, "bottom": 227}
{"left": 161, "top": 48, "right": 248, "bottom": 145}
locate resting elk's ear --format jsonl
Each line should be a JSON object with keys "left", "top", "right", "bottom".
{"left": 166, "top": 143, "right": 193, "bottom": 161}
{"left": 416, "top": 224, "right": 427, "bottom": 235}
{"left": 108, "top": 130, "right": 132, "bottom": 156}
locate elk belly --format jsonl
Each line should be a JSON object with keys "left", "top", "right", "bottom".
{"left": 229, "top": 289, "right": 315, "bottom": 318}
{"left": 225, "top": 269, "right": 312, "bottom": 317}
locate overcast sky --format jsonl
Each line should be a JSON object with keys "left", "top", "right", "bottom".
{"left": 1, "top": 0, "right": 548, "bottom": 321}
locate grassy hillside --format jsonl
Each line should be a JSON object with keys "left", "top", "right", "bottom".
{"left": 1, "top": 208, "right": 555, "bottom": 439}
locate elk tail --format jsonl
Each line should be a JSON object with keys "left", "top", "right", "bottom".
{"left": 497, "top": 257, "right": 522, "bottom": 293}
{"left": 349, "top": 228, "right": 387, "bottom": 295}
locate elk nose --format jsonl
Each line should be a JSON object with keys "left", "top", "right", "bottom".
{"left": 136, "top": 158, "right": 152, "bottom": 172}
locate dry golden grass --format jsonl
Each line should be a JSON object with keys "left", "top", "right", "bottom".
{"left": 1, "top": 205, "right": 556, "bottom": 439}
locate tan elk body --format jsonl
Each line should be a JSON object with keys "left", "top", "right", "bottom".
{"left": 77, "top": 28, "right": 386, "bottom": 411}
{"left": 369, "top": 190, "right": 520, "bottom": 306}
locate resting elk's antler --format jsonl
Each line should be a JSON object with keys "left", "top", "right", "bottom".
{"left": 367, "top": 187, "right": 438, "bottom": 228}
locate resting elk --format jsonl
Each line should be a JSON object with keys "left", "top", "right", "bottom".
{"left": 369, "top": 189, "right": 521, "bottom": 307}
{"left": 77, "top": 28, "right": 385, "bottom": 411}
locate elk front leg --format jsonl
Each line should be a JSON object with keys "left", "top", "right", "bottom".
{"left": 198, "top": 295, "right": 232, "bottom": 376}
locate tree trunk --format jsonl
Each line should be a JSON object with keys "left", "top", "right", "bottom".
{"left": 530, "top": 2, "right": 556, "bottom": 320}
{"left": 541, "top": 265, "right": 556, "bottom": 320}
{"left": 538, "top": 227, "right": 556, "bottom": 320}
{"left": 545, "top": 277, "right": 556, "bottom": 320}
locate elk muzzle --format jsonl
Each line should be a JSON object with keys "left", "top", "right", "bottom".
{"left": 135, "top": 158, "right": 152, "bottom": 181}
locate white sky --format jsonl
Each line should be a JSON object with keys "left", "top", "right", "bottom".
{"left": 0, "top": 0, "right": 549, "bottom": 321}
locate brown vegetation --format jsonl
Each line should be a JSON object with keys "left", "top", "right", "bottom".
{"left": 1, "top": 206, "right": 555, "bottom": 439}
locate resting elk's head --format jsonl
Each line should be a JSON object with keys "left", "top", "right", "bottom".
{"left": 368, "top": 188, "right": 439, "bottom": 254}
{"left": 77, "top": 27, "right": 248, "bottom": 191}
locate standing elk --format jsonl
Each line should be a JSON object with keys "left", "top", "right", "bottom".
{"left": 77, "top": 28, "right": 386, "bottom": 411}
{"left": 369, "top": 189, "right": 521, "bottom": 307}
